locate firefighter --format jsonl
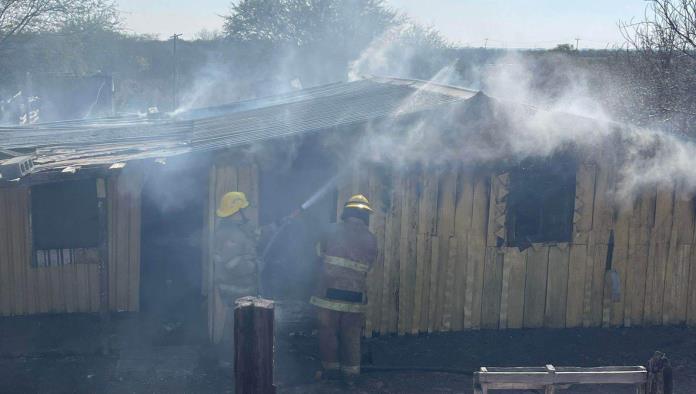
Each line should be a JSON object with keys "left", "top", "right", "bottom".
{"left": 212, "top": 191, "right": 260, "bottom": 363}
{"left": 311, "top": 194, "right": 378, "bottom": 381}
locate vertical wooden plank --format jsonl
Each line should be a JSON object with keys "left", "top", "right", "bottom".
{"left": 644, "top": 188, "right": 674, "bottom": 325}
{"left": 464, "top": 176, "right": 489, "bottom": 330}
{"left": 365, "top": 167, "right": 387, "bottom": 336}
{"left": 452, "top": 172, "right": 474, "bottom": 331}
{"left": 381, "top": 172, "right": 402, "bottom": 334}
{"left": 20, "top": 188, "right": 37, "bottom": 315}
{"left": 585, "top": 162, "right": 615, "bottom": 327}
{"left": 442, "top": 236, "right": 458, "bottom": 331}
{"left": 116, "top": 181, "right": 131, "bottom": 312}
{"left": 206, "top": 165, "right": 217, "bottom": 339}
{"left": 6, "top": 189, "right": 20, "bottom": 314}
{"left": 12, "top": 188, "right": 29, "bottom": 315}
{"left": 237, "top": 163, "right": 259, "bottom": 227}
{"left": 609, "top": 200, "right": 632, "bottom": 327}
{"left": 0, "top": 189, "right": 12, "bottom": 315}
{"left": 624, "top": 188, "right": 655, "bottom": 327}
{"left": 336, "top": 166, "right": 353, "bottom": 222}
{"left": 397, "top": 175, "right": 418, "bottom": 335}
{"left": 502, "top": 247, "right": 527, "bottom": 329}
{"left": 412, "top": 233, "right": 429, "bottom": 334}
{"left": 108, "top": 176, "right": 118, "bottom": 311}
{"left": 63, "top": 250, "right": 76, "bottom": 313}
{"left": 524, "top": 245, "right": 549, "bottom": 328}
{"left": 427, "top": 235, "right": 439, "bottom": 333}
{"left": 436, "top": 171, "right": 457, "bottom": 332}
{"left": 566, "top": 244, "right": 588, "bottom": 327}
{"left": 662, "top": 186, "right": 693, "bottom": 325}
{"left": 481, "top": 247, "right": 503, "bottom": 329}
{"left": 416, "top": 171, "right": 438, "bottom": 333}
{"left": 486, "top": 173, "right": 509, "bottom": 247}
{"left": 687, "top": 241, "right": 696, "bottom": 326}
{"left": 128, "top": 179, "right": 142, "bottom": 312}
{"left": 588, "top": 243, "right": 608, "bottom": 327}
{"left": 573, "top": 163, "right": 597, "bottom": 245}
{"left": 545, "top": 244, "right": 570, "bottom": 328}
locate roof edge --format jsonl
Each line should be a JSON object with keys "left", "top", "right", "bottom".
{"left": 366, "top": 75, "right": 479, "bottom": 99}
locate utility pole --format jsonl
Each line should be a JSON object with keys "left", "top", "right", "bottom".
{"left": 575, "top": 37, "right": 581, "bottom": 51}
{"left": 171, "top": 33, "right": 182, "bottom": 110}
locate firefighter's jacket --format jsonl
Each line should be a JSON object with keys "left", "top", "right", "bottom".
{"left": 213, "top": 219, "right": 260, "bottom": 306}
{"left": 311, "top": 217, "right": 378, "bottom": 313}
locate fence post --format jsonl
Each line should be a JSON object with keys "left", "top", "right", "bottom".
{"left": 234, "top": 296, "right": 275, "bottom": 394}
{"left": 646, "top": 351, "right": 673, "bottom": 394}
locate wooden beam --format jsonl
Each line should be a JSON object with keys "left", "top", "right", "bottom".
{"left": 234, "top": 297, "right": 275, "bottom": 394}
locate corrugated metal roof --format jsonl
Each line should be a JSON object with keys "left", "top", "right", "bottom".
{"left": 0, "top": 77, "right": 477, "bottom": 177}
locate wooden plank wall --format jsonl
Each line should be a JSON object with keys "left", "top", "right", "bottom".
{"left": 204, "top": 161, "right": 259, "bottom": 341}
{"left": 338, "top": 162, "right": 696, "bottom": 336}
{"left": 0, "top": 171, "right": 142, "bottom": 316}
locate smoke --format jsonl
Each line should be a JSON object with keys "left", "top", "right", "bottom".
{"left": 350, "top": 47, "right": 696, "bottom": 200}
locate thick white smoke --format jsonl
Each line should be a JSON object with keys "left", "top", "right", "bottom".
{"left": 349, "top": 41, "right": 696, "bottom": 200}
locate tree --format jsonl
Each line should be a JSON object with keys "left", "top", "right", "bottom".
{"left": 620, "top": 0, "right": 696, "bottom": 132}
{"left": 0, "top": 0, "right": 119, "bottom": 48}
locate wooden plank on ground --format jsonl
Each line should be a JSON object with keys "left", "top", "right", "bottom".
{"left": 566, "top": 244, "right": 588, "bottom": 328}
{"left": 524, "top": 244, "right": 549, "bottom": 328}
{"left": 545, "top": 244, "right": 570, "bottom": 328}
{"left": 500, "top": 247, "right": 526, "bottom": 329}
{"left": 397, "top": 175, "right": 418, "bottom": 335}
{"left": 481, "top": 247, "right": 503, "bottom": 329}
{"left": 464, "top": 176, "right": 489, "bottom": 330}
{"left": 452, "top": 171, "right": 475, "bottom": 331}
{"left": 380, "top": 171, "right": 402, "bottom": 334}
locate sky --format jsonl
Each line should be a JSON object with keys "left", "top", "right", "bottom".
{"left": 118, "top": 0, "right": 649, "bottom": 49}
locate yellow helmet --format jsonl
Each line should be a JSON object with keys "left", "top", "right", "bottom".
{"left": 344, "top": 194, "right": 373, "bottom": 213}
{"left": 216, "top": 191, "right": 249, "bottom": 218}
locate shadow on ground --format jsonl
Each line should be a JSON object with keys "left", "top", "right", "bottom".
{"left": 1, "top": 312, "right": 695, "bottom": 393}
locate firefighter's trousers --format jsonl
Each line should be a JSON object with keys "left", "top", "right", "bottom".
{"left": 317, "top": 307, "right": 364, "bottom": 376}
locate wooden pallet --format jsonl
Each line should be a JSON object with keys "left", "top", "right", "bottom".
{"left": 473, "top": 365, "right": 648, "bottom": 393}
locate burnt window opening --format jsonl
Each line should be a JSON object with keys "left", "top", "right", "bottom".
{"left": 506, "top": 155, "right": 576, "bottom": 248}
{"left": 31, "top": 179, "right": 99, "bottom": 250}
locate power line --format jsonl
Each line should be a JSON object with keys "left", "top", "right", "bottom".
{"left": 171, "top": 33, "right": 183, "bottom": 110}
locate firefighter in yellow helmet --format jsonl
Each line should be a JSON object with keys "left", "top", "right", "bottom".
{"left": 312, "top": 194, "right": 378, "bottom": 381}
{"left": 212, "top": 192, "right": 261, "bottom": 364}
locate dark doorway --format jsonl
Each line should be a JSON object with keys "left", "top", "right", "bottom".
{"left": 259, "top": 137, "right": 337, "bottom": 302}
{"left": 140, "top": 159, "right": 208, "bottom": 345}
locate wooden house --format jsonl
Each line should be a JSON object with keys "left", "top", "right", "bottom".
{"left": 1, "top": 77, "right": 695, "bottom": 340}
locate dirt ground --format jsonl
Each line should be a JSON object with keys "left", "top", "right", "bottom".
{"left": 0, "top": 313, "right": 695, "bottom": 393}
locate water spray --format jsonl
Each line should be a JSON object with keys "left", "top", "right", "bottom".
{"left": 260, "top": 175, "right": 339, "bottom": 261}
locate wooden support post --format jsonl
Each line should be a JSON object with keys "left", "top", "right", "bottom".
{"left": 647, "top": 351, "right": 672, "bottom": 394}
{"left": 96, "top": 177, "right": 110, "bottom": 355}
{"left": 235, "top": 297, "right": 275, "bottom": 394}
